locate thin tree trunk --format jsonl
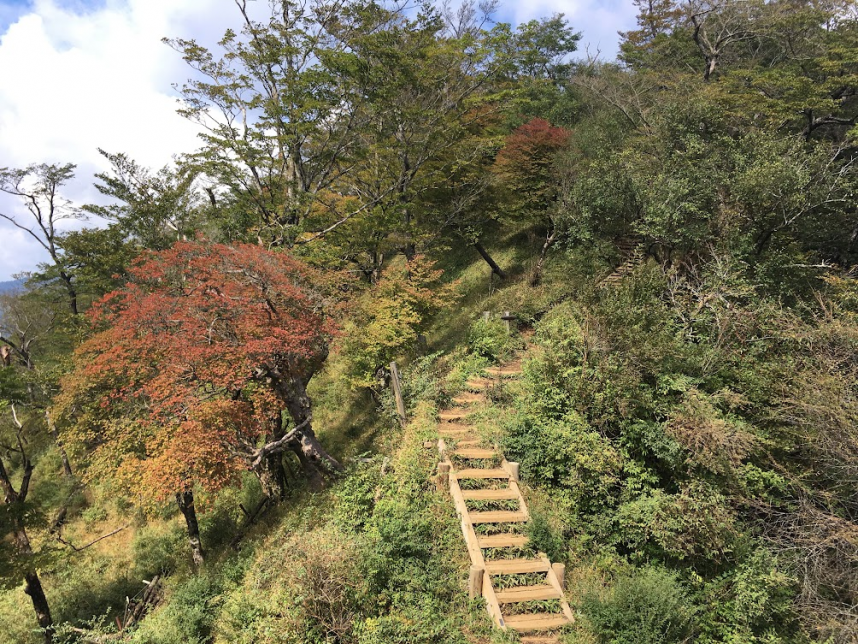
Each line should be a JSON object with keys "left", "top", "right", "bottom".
{"left": 24, "top": 569, "right": 54, "bottom": 643}
{"left": 175, "top": 490, "right": 204, "bottom": 567}
{"left": 473, "top": 241, "right": 507, "bottom": 279}
{"left": 45, "top": 410, "right": 73, "bottom": 478}
{"left": 59, "top": 270, "right": 78, "bottom": 316}
{"left": 2, "top": 448, "right": 53, "bottom": 642}
{"left": 531, "top": 228, "right": 558, "bottom": 286}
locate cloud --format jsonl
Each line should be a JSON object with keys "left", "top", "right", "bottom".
{"left": 0, "top": 0, "right": 233, "bottom": 279}
{"left": 500, "top": 0, "right": 637, "bottom": 59}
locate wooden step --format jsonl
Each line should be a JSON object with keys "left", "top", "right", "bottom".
{"left": 452, "top": 448, "right": 496, "bottom": 459}
{"left": 453, "top": 392, "right": 484, "bottom": 405}
{"left": 466, "top": 377, "right": 494, "bottom": 389}
{"left": 485, "top": 559, "right": 549, "bottom": 575}
{"left": 496, "top": 585, "right": 561, "bottom": 604}
{"left": 439, "top": 408, "right": 470, "bottom": 421}
{"left": 456, "top": 439, "right": 482, "bottom": 447}
{"left": 477, "top": 533, "right": 530, "bottom": 549}
{"left": 469, "top": 510, "right": 527, "bottom": 524}
{"left": 485, "top": 366, "right": 522, "bottom": 377}
{"left": 438, "top": 431, "right": 473, "bottom": 440}
{"left": 477, "top": 534, "right": 530, "bottom": 548}
{"left": 504, "top": 613, "right": 571, "bottom": 632}
{"left": 462, "top": 488, "right": 517, "bottom": 501}
{"left": 455, "top": 468, "right": 509, "bottom": 479}
{"left": 519, "top": 637, "right": 560, "bottom": 644}
{"left": 440, "top": 421, "right": 472, "bottom": 430}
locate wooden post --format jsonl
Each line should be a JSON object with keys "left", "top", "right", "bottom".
{"left": 483, "top": 310, "right": 491, "bottom": 321}
{"left": 469, "top": 565, "right": 484, "bottom": 598}
{"left": 552, "top": 562, "right": 566, "bottom": 591}
{"left": 504, "top": 310, "right": 511, "bottom": 333}
{"left": 503, "top": 460, "right": 520, "bottom": 482}
{"left": 389, "top": 361, "right": 406, "bottom": 425}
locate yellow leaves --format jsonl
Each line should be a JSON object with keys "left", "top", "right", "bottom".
{"left": 336, "top": 255, "right": 460, "bottom": 388}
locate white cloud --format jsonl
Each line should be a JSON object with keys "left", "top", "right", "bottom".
{"left": 505, "top": 0, "right": 637, "bottom": 60}
{"left": 0, "top": 0, "right": 233, "bottom": 279}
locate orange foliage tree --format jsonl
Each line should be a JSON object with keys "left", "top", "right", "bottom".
{"left": 493, "top": 118, "right": 571, "bottom": 284}
{"left": 55, "top": 241, "right": 342, "bottom": 564}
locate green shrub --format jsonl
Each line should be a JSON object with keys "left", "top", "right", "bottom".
{"left": 581, "top": 566, "right": 695, "bottom": 644}
{"left": 616, "top": 485, "right": 738, "bottom": 568}
{"left": 131, "top": 525, "right": 185, "bottom": 578}
{"left": 695, "top": 549, "right": 798, "bottom": 643}
{"left": 467, "top": 317, "right": 523, "bottom": 362}
{"left": 333, "top": 462, "right": 379, "bottom": 533}
{"left": 502, "top": 412, "right": 622, "bottom": 517}
{"left": 525, "top": 512, "right": 565, "bottom": 564}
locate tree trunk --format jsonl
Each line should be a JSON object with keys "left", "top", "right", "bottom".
{"left": 257, "top": 453, "right": 288, "bottom": 500}
{"left": 45, "top": 410, "right": 73, "bottom": 478}
{"left": 59, "top": 270, "right": 78, "bottom": 316}
{"left": 255, "top": 414, "right": 289, "bottom": 501}
{"left": 24, "top": 570, "right": 54, "bottom": 644}
{"left": 293, "top": 446, "right": 326, "bottom": 492}
{"left": 2, "top": 451, "right": 54, "bottom": 643}
{"left": 279, "top": 372, "right": 343, "bottom": 482}
{"left": 531, "top": 228, "right": 558, "bottom": 286}
{"left": 175, "top": 490, "right": 204, "bottom": 567}
{"left": 473, "top": 241, "right": 507, "bottom": 279}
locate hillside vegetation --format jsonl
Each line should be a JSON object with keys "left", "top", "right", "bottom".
{"left": 1, "top": 0, "right": 858, "bottom": 643}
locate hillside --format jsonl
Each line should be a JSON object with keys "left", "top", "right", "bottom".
{"left": 1, "top": 1, "right": 858, "bottom": 643}
{"left": 0, "top": 279, "right": 24, "bottom": 295}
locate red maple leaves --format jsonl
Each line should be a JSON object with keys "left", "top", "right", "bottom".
{"left": 58, "top": 241, "right": 338, "bottom": 502}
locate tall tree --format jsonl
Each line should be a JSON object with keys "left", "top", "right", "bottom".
{"left": 0, "top": 164, "right": 83, "bottom": 315}
{"left": 84, "top": 149, "right": 203, "bottom": 251}
{"left": 492, "top": 118, "right": 571, "bottom": 284}
{"left": 165, "top": 0, "right": 396, "bottom": 247}
{"left": 57, "top": 241, "right": 343, "bottom": 561}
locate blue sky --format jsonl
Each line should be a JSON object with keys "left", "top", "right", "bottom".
{"left": 0, "top": 0, "right": 637, "bottom": 280}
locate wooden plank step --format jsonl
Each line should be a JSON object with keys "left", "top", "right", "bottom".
{"left": 519, "top": 637, "right": 560, "bottom": 644}
{"left": 469, "top": 510, "right": 527, "bottom": 524}
{"left": 440, "top": 422, "right": 472, "bottom": 431}
{"left": 455, "top": 468, "right": 509, "bottom": 480}
{"left": 504, "top": 613, "right": 571, "bottom": 632}
{"left": 485, "top": 366, "right": 522, "bottom": 377}
{"left": 438, "top": 429, "right": 473, "bottom": 438}
{"left": 485, "top": 559, "right": 550, "bottom": 575}
{"left": 496, "top": 585, "right": 561, "bottom": 604}
{"left": 439, "top": 408, "right": 470, "bottom": 421}
{"left": 456, "top": 439, "right": 482, "bottom": 447}
{"left": 462, "top": 488, "right": 518, "bottom": 501}
{"left": 478, "top": 533, "right": 530, "bottom": 548}
{"left": 453, "top": 448, "right": 497, "bottom": 459}
{"left": 466, "top": 377, "right": 494, "bottom": 389}
{"left": 453, "top": 392, "right": 484, "bottom": 405}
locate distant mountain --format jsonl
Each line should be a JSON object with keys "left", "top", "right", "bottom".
{"left": 0, "top": 279, "right": 25, "bottom": 295}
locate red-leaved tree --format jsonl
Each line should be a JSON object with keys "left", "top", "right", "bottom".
{"left": 493, "top": 118, "right": 571, "bottom": 284}
{"left": 55, "top": 241, "right": 342, "bottom": 564}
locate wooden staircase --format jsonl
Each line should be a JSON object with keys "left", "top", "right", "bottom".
{"left": 436, "top": 364, "right": 573, "bottom": 641}
{"left": 600, "top": 238, "right": 647, "bottom": 287}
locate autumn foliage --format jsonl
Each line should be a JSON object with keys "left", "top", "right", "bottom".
{"left": 493, "top": 118, "right": 571, "bottom": 214}
{"left": 56, "top": 241, "right": 340, "bottom": 503}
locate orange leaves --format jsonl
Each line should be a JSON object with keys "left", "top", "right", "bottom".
{"left": 58, "top": 240, "right": 341, "bottom": 502}
{"left": 492, "top": 118, "right": 571, "bottom": 215}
